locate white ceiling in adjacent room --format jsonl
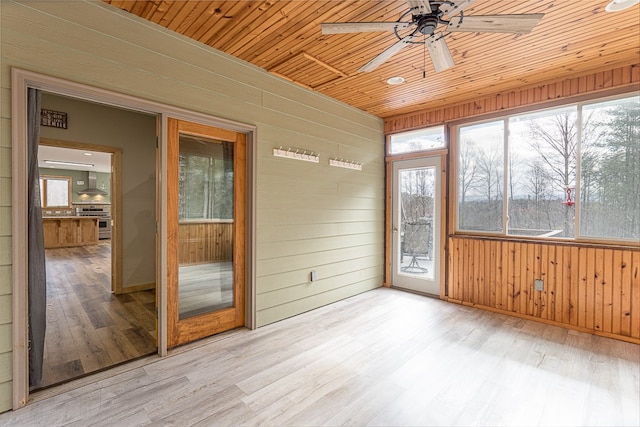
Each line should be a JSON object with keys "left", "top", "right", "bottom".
{"left": 38, "top": 146, "right": 111, "bottom": 173}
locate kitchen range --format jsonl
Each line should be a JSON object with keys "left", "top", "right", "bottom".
{"left": 76, "top": 205, "right": 111, "bottom": 239}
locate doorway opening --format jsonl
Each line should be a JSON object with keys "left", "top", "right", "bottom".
{"left": 391, "top": 156, "right": 444, "bottom": 296}
{"left": 35, "top": 142, "right": 157, "bottom": 390}
{"left": 30, "top": 94, "right": 159, "bottom": 390}
{"left": 12, "top": 69, "right": 256, "bottom": 409}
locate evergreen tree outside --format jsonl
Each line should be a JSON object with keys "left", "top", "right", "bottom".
{"left": 580, "top": 97, "right": 640, "bottom": 239}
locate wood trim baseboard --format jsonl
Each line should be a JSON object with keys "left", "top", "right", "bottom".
{"left": 444, "top": 297, "right": 640, "bottom": 345}
{"left": 118, "top": 282, "right": 156, "bottom": 294}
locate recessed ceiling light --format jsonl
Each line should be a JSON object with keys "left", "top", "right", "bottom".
{"left": 387, "top": 76, "right": 405, "bottom": 85}
{"left": 83, "top": 152, "right": 93, "bottom": 156}
{"left": 605, "top": 0, "right": 639, "bottom": 12}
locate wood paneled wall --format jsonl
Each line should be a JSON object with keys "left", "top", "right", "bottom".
{"left": 178, "top": 222, "right": 233, "bottom": 265}
{"left": 383, "top": 64, "right": 640, "bottom": 344}
{"left": 384, "top": 64, "right": 640, "bottom": 134}
{"left": 448, "top": 237, "right": 640, "bottom": 343}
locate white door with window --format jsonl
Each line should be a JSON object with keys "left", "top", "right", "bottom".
{"left": 392, "top": 157, "right": 442, "bottom": 295}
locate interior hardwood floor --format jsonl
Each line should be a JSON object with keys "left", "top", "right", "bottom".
{"left": 36, "top": 241, "right": 157, "bottom": 390}
{"left": 7, "top": 288, "right": 638, "bottom": 426}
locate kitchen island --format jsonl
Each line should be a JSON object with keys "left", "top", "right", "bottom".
{"left": 43, "top": 216, "right": 100, "bottom": 249}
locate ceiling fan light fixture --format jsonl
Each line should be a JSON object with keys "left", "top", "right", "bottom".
{"left": 605, "top": 0, "right": 639, "bottom": 12}
{"left": 387, "top": 76, "right": 405, "bottom": 85}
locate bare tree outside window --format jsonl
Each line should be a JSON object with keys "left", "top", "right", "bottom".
{"left": 507, "top": 107, "right": 579, "bottom": 237}
{"left": 458, "top": 120, "right": 503, "bottom": 232}
{"left": 390, "top": 126, "right": 445, "bottom": 154}
{"left": 401, "top": 168, "right": 435, "bottom": 223}
{"left": 457, "top": 94, "right": 638, "bottom": 242}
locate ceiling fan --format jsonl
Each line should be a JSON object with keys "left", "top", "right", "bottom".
{"left": 321, "top": 0, "right": 544, "bottom": 73}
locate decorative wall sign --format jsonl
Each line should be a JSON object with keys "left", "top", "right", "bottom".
{"left": 41, "top": 109, "right": 68, "bottom": 129}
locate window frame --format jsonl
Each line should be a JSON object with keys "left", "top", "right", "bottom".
{"left": 387, "top": 125, "right": 447, "bottom": 156}
{"left": 455, "top": 117, "right": 508, "bottom": 235}
{"left": 451, "top": 91, "right": 639, "bottom": 245}
{"left": 40, "top": 174, "right": 72, "bottom": 209}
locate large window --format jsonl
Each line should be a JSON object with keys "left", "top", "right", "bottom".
{"left": 580, "top": 98, "right": 639, "bottom": 240}
{"left": 457, "top": 121, "right": 504, "bottom": 232}
{"left": 456, "top": 94, "right": 639, "bottom": 241}
{"left": 508, "top": 106, "right": 578, "bottom": 238}
{"left": 40, "top": 175, "right": 71, "bottom": 208}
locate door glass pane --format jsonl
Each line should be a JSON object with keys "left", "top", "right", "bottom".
{"left": 178, "top": 133, "right": 234, "bottom": 319}
{"left": 398, "top": 166, "right": 435, "bottom": 280}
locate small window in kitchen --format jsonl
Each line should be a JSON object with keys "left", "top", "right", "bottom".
{"left": 40, "top": 175, "right": 72, "bottom": 208}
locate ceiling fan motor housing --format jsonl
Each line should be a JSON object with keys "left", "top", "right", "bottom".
{"left": 417, "top": 16, "right": 439, "bottom": 35}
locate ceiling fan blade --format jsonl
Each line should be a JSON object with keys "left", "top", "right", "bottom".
{"left": 426, "top": 33, "right": 455, "bottom": 73}
{"left": 321, "top": 22, "right": 410, "bottom": 34}
{"left": 439, "top": 0, "right": 476, "bottom": 17}
{"left": 358, "top": 35, "right": 416, "bottom": 72}
{"left": 447, "top": 14, "right": 545, "bottom": 33}
{"left": 407, "top": 0, "right": 431, "bottom": 14}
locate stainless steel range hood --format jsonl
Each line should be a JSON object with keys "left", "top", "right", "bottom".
{"left": 78, "top": 172, "right": 108, "bottom": 196}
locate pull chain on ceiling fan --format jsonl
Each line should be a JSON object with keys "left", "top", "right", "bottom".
{"left": 321, "top": 0, "right": 545, "bottom": 74}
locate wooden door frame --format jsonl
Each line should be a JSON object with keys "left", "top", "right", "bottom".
{"left": 38, "top": 138, "right": 123, "bottom": 293}
{"left": 166, "top": 119, "right": 246, "bottom": 347}
{"left": 384, "top": 149, "right": 449, "bottom": 298}
{"left": 11, "top": 69, "right": 257, "bottom": 409}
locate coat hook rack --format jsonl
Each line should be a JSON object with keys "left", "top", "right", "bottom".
{"left": 329, "top": 158, "right": 363, "bottom": 171}
{"left": 273, "top": 146, "right": 319, "bottom": 163}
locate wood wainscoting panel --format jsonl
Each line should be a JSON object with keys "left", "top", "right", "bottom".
{"left": 448, "top": 236, "right": 640, "bottom": 343}
{"left": 178, "top": 222, "right": 233, "bottom": 265}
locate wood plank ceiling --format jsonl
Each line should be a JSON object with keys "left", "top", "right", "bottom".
{"left": 103, "top": 0, "right": 640, "bottom": 118}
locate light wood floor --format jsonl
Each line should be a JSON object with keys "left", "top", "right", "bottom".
{"left": 179, "top": 261, "right": 233, "bottom": 319}
{"left": 36, "top": 241, "right": 157, "bottom": 390}
{"left": 7, "top": 288, "right": 638, "bottom": 426}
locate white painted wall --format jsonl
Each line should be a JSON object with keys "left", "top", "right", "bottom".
{"left": 0, "top": 0, "right": 384, "bottom": 412}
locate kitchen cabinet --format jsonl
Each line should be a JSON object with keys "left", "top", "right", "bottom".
{"left": 43, "top": 216, "right": 99, "bottom": 249}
